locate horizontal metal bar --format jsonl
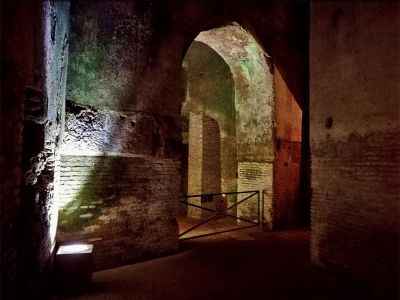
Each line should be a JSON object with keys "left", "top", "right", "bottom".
{"left": 227, "top": 192, "right": 258, "bottom": 210}
{"left": 225, "top": 213, "right": 259, "bottom": 225}
{"left": 179, "top": 224, "right": 258, "bottom": 241}
{"left": 179, "top": 214, "right": 218, "bottom": 237}
{"left": 180, "top": 190, "right": 260, "bottom": 199}
{"left": 262, "top": 190, "right": 272, "bottom": 199}
{"left": 179, "top": 200, "right": 216, "bottom": 213}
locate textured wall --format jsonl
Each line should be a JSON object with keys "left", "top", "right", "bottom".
{"left": 187, "top": 113, "right": 204, "bottom": 219}
{"left": 183, "top": 42, "right": 236, "bottom": 138}
{"left": 183, "top": 25, "right": 276, "bottom": 227}
{"left": 310, "top": 3, "right": 400, "bottom": 297}
{"left": 1, "top": 2, "right": 69, "bottom": 298}
{"left": 66, "top": 2, "right": 183, "bottom": 116}
{"left": 200, "top": 115, "right": 221, "bottom": 193}
{"left": 273, "top": 67, "right": 303, "bottom": 229}
{"left": 60, "top": 0, "right": 309, "bottom": 271}
{"left": 2, "top": 1, "right": 310, "bottom": 296}
{"left": 200, "top": 115, "right": 222, "bottom": 217}
{"left": 60, "top": 4, "right": 182, "bottom": 267}
{"left": 58, "top": 154, "right": 179, "bottom": 270}
{"left": 186, "top": 113, "right": 222, "bottom": 219}
{"left": 62, "top": 102, "right": 180, "bottom": 157}
{"left": 1, "top": 4, "right": 36, "bottom": 298}
{"left": 196, "top": 25, "right": 275, "bottom": 162}
{"left": 58, "top": 103, "right": 181, "bottom": 269}
{"left": 196, "top": 25, "right": 275, "bottom": 228}
{"left": 237, "top": 162, "right": 273, "bottom": 224}
{"left": 183, "top": 41, "right": 236, "bottom": 200}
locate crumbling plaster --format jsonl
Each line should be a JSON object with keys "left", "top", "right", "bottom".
{"left": 196, "top": 24, "right": 275, "bottom": 161}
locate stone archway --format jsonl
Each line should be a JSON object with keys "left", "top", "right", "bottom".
{"left": 180, "top": 23, "right": 275, "bottom": 230}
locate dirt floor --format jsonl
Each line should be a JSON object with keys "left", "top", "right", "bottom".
{"left": 54, "top": 228, "right": 381, "bottom": 300}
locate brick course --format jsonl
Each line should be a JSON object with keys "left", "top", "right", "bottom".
{"left": 237, "top": 162, "right": 273, "bottom": 226}
{"left": 57, "top": 154, "right": 180, "bottom": 270}
{"left": 310, "top": 130, "right": 400, "bottom": 290}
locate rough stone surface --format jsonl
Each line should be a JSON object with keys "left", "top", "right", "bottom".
{"left": 1, "top": 2, "right": 69, "bottom": 299}
{"left": 196, "top": 25, "right": 275, "bottom": 161}
{"left": 310, "top": 3, "right": 400, "bottom": 297}
{"left": 58, "top": 102, "right": 181, "bottom": 270}
{"left": 62, "top": 102, "right": 180, "bottom": 158}
{"left": 195, "top": 25, "right": 275, "bottom": 228}
{"left": 4, "top": 1, "right": 312, "bottom": 297}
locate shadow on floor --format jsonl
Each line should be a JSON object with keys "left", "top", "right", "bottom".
{"left": 54, "top": 229, "right": 383, "bottom": 300}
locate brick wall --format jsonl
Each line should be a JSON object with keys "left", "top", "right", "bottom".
{"left": 310, "top": 3, "right": 400, "bottom": 296}
{"left": 57, "top": 154, "right": 180, "bottom": 270}
{"left": 201, "top": 115, "right": 221, "bottom": 194}
{"left": 237, "top": 162, "right": 273, "bottom": 226}
{"left": 58, "top": 104, "right": 181, "bottom": 270}
{"left": 187, "top": 113, "right": 223, "bottom": 219}
{"left": 201, "top": 115, "right": 222, "bottom": 217}
{"left": 187, "top": 113, "right": 203, "bottom": 219}
{"left": 221, "top": 138, "right": 238, "bottom": 193}
{"left": 310, "top": 131, "right": 400, "bottom": 294}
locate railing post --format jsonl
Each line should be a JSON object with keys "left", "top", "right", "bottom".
{"left": 261, "top": 189, "right": 264, "bottom": 229}
{"left": 257, "top": 190, "right": 260, "bottom": 228}
{"left": 179, "top": 190, "right": 262, "bottom": 240}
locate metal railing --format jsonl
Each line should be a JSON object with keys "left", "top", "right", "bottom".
{"left": 179, "top": 190, "right": 262, "bottom": 240}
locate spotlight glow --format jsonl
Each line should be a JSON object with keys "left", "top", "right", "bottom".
{"left": 57, "top": 244, "right": 93, "bottom": 254}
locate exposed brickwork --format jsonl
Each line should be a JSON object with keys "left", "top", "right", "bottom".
{"left": 201, "top": 115, "right": 221, "bottom": 194}
{"left": 187, "top": 113, "right": 203, "bottom": 219}
{"left": 57, "top": 154, "right": 180, "bottom": 270}
{"left": 237, "top": 162, "right": 273, "bottom": 226}
{"left": 3, "top": 1, "right": 311, "bottom": 297}
{"left": 58, "top": 104, "right": 182, "bottom": 271}
{"left": 179, "top": 143, "right": 189, "bottom": 217}
{"left": 310, "top": 3, "right": 400, "bottom": 296}
{"left": 310, "top": 130, "right": 400, "bottom": 293}
{"left": 187, "top": 113, "right": 223, "bottom": 219}
{"left": 221, "top": 138, "right": 238, "bottom": 193}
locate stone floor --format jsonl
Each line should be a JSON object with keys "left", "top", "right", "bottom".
{"left": 54, "top": 228, "right": 378, "bottom": 300}
{"left": 178, "top": 216, "right": 256, "bottom": 240}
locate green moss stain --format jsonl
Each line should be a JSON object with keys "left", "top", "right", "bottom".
{"left": 67, "top": 46, "right": 105, "bottom": 103}
{"left": 58, "top": 157, "right": 131, "bottom": 230}
{"left": 238, "top": 42, "right": 261, "bottom": 80}
{"left": 71, "top": 46, "right": 104, "bottom": 75}
{"left": 58, "top": 182, "right": 104, "bottom": 230}
{"left": 183, "top": 41, "right": 236, "bottom": 137}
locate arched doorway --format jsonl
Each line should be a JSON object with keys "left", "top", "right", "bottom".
{"left": 179, "top": 23, "right": 276, "bottom": 237}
